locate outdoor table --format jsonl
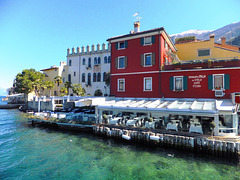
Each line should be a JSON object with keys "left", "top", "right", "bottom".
{"left": 189, "top": 124, "right": 203, "bottom": 134}
{"left": 166, "top": 123, "right": 178, "bottom": 131}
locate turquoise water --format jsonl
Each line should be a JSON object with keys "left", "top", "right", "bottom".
{"left": 1, "top": 99, "right": 240, "bottom": 179}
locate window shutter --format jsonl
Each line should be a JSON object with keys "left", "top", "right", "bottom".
{"left": 170, "top": 77, "right": 174, "bottom": 90}
{"left": 208, "top": 75, "right": 213, "bottom": 90}
{"left": 152, "top": 53, "right": 155, "bottom": 65}
{"left": 115, "top": 58, "right": 118, "bottom": 69}
{"left": 141, "top": 38, "right": 144, "bottom": 46}
{"left": 115, "top": 42, "right": 118, "bottom": 50}
{"left": 183, "top": 76, "right": 188, "bottom": 90}
{"left": 224, "top": 74, "right": 230, "bottom": 90}
{"left": 152, "top": 35, "right": 155, "bottom": 44}
{"left": 125, "top": 41, "right": 128, "bottom": 48}
{"left": 141, "top": 54, "right": 144, "bottom": 66}
{"left": 125, "top": 56, "right": 128, "bottom": 68}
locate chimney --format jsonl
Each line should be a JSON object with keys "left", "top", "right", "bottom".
{"left": 221, "top": 37, "right": 226, "bottom": 45}
{"left": 134, "top": 21, "right": 140, "bottom": 33}
{"left": 209, "top": 34, "right": 215, "bottom": 39}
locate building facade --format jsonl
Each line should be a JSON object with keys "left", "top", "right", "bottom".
{"left": 66, "top": 43, "right": 111, "bottom": 96}
{"left": 41, "top": 61, "right": 67, "bottom": 96}
{"left": 175, "top": 34, "right": 240, "bottom": 61}
{"left": 107, "top": 21, "right": 177, "bottom": 98}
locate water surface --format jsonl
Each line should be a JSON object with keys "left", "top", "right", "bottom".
{"left": 0, "top": 105, "right": 240, "bottom": 179}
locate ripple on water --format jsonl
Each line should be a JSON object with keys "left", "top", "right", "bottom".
{"left": 1, "top": 110, "right": 240, "bottom": 179}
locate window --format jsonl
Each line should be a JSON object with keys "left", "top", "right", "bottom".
{"left": 82, "top": 73, "right": 85, "bottom": 82}
{"left": 170, "top": 76, "right": 188, "bottom": 91}
{"left": 141, "top": 53, "right": 155, "bottom": 67}
{"left": 103, "top": 72, "right": 106, "bottom": 82}
{"left": 198, "top": 49, "right": 210, "bottom": 57}
{"left": 208, "top": 74, "right": 230, "bottom": 90}
{"left": 98, "top": 57, "right": 101, "bottom": 64}
{"left": 87, "top": 73, "right": 91, "bottom": 85}
{"left": 104, "top": 56, "right": 108, "bottom": 63}
{"left": 144, "top": 77, "right": 152, "bottom": 91}
{"left": 68, "top": 74, "right": 71, "bottom": 83}
{"left": 119, "top": 42, "right": 125, "bottom": 49}
{"left": 174, "top": 76, "right": 183, "bottom": 91}
{"left": 93, "top": 73, "right": 97, "bottom": 82}
{"left": 69, "top": 59, "right": 72, "bottom": 66}
{"left": 144, "top": 37, "right": 152, "bottom": 45}
{"left": 97, "top": 73, "right": 101, "bottom": 82}
{"left": 144, "top": 53, "right": 152, "bottom": 66}
{"left": 88, "top": 58, "right": 91, "bottom": 67}
{"left": 117, "top": 56, "right": 126, "bottom": 69}
{"left": 94, "top": 57, "right": 98, "bottom": 65}
{"left": 118, "top": 79, "right": 125, "bottom": 91}
{"left": 108, "top": 56, "right": 111, "bottom": 63}
{"left": 74, "top": 71, "right": 76, "bottom": 76}
{"left": 115, "top": 41, "right": 128, "bottom": 50}
{"left": 54, "top": 91, "right": 57, "bottom": 96}
{"left": 82, "top": 58, "right": 86, "bottom": 65}
{"left": 164, "top": 40, "right": 168, "bottom": 50}
{"left": 63, "top": 77, "right": 65, "bottom": 83}
{"left": 214, "top": 75, "right": 223, "bottom": 90}
{"left": 141, "top": 36, "right": 155, "bottom": 45}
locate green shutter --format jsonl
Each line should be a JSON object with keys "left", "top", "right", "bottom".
{"left": 152, "top": 53, "right": 155, "bottom": 65}
{"left": 125, "top": 56, "right": 128, "bottom": 68}
{"left": 125, "top": 41, "right": 128, "bottom": 48}
{"left": 170, "top": 77, "right": 174, "bottom": 90}
{"left": 141, "top": 54, "right": 144, "bottom": 66}
{"left": 183, "top": 76, "right": 188, "bottom": 90}
{"left": 224, "top": 74, "right": 230, "bottom": 90}
{"left": 141, "top": 38, "right": 144, "bottom": 46}
{"left": 152, "top": 35, "right": 155, "bottom": 44}
{"left": 208, "top": 75, "right": 213, "bottom": 90}
{"left": 115, "top": 42, "right": 118, "bottom": 50}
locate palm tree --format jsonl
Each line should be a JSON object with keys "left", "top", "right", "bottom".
{"left": 45, "top": 81, "right": 54, "bottom": 97}
{"left": 64, "top": 81, "right": 72, "bottom": 96}
{"left": 54, "top": 76, "right": 63, "bottom": 96}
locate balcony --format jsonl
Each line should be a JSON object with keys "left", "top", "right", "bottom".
{"left": 163, "top": 57, "right": 240, "bottom": 71}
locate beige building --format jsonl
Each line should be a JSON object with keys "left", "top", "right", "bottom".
{"left": 41, "top": 61, "right": 67, "bottom": 96}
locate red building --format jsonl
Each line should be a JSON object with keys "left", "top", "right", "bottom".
{"left": 107, "top": 22, "right": 177, "bottom": 98}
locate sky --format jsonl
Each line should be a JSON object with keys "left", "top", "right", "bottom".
{"left": 0, "top": 0, "right": 239, "bottom": 94}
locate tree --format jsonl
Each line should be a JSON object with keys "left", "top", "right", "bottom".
{"left": 72, "top": 84, "right": 85, "bottom": 96}
{"left": 14, "top": 68, "right": 45, "bottom": 99}
{"left": 64, "top": 81, "right": 72, "bottom": 95}
{"left": 60, "top": 87, "right": 68, "bottom": 96}
{"left": 45, "top": 81, "right": 54, "bottom": 97}
{"left": 54, "top": 76, "right": 63, "bottom": 96}
{"left": 94, "top": 89, "right": 103, "bottom": 96}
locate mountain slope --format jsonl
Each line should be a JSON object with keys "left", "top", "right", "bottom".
{"left": 171, "top": 21, "right": 240, "bottom": 46}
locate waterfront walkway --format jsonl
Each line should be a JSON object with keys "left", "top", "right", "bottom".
{"left": 0, "top": 104, "right": 24, "bottom": 109}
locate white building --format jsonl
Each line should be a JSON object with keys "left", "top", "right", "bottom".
{"left": 66, "top": 43, "right": 111, "bottom": 96}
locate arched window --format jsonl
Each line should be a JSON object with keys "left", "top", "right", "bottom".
{"left": 82, "top": 58, "right": 86, "bottom": 65}
{"left": 98, "top": 57, "right": 101, "bottom": 64}
{"left": 88, "top": 58, "right": 91, "bottom": 67}
{"left": 69, "top": 59, "right": 72, "bottom": 66}
{"left": 68, "top": 74, "right": 71, "bottom": 83}
{"left": 87, "top": 73, "right": 91, "bottom": 85}
{"left": 82, "top": 73, "right": 85, "bottom": 82}
{"left": 93, "top": 73, "right": 97, "bottom": 82}
{"left": 104, "top": 56, "right": 107, "bottom": 64}
{"left": 94, "top": 57, "right": 97, "bottom": 65}
{"left": 97, "top": 72, "right": 101, "bottom": 82}
{"left": 103, "top": 72, "right": 106, "bottom": 82}
{"left": 108, "top": 56, "right": 111, "bottom": 63}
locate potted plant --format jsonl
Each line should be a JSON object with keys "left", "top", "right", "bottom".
{"left": 209, "top": 121, "right": 216, "bottom": 137}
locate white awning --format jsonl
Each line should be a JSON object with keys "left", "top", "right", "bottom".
{"left": 96, "top": 98, "right": 236, "bottom": 115}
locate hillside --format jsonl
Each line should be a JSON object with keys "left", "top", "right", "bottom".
{"left": 171, "top": 21, "right": 240, "bottom": 46}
